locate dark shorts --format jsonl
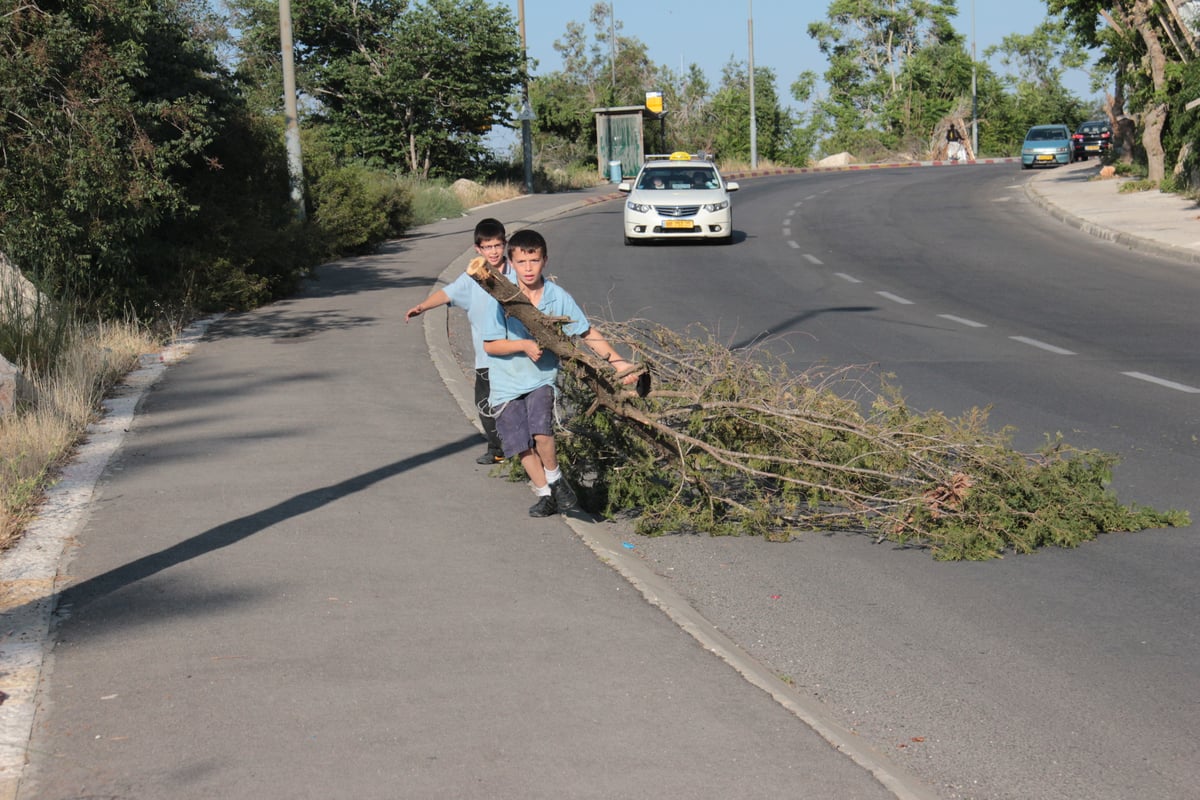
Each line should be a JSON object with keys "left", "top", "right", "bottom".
{"left": 495, "top": 385, "right": 555, "bottom": 458}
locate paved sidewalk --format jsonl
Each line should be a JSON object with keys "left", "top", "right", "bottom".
{"left": 1024, "top": 159, "right": 1200, "bottom": 267}
{"left": 4, "top": 159, "right": 1197, "bottom": 800}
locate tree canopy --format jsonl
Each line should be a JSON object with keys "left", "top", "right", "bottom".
{"left": 228, "top": 0, "right": 525, "bottom": 178}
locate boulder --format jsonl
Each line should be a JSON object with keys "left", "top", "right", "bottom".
{"left": 452, "top": 178, "right": 484, "bottom": 205}
{"left": 1, "top": 251, "right": 47, "bottom": 320}
{"left": 0, "top": 354, "right": 19, "bottom": 418}
{"left": 817, "top": 151, "right": 857, "bottom": 168}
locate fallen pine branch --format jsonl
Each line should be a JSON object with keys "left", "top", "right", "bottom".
{"left": 468, "top": 264, "right": 1190, "bottom": 560}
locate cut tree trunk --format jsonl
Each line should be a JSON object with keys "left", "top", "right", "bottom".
{"left": 466, "top": 257, "right": 648, "bottom": 417}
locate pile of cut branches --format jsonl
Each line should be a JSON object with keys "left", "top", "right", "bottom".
{"left": 466, "top": 260, "right": 1189, "bottom": 560}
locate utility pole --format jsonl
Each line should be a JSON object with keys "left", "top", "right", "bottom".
{"left": 279, "top": 0, "right": 305, "bottom": 222}
{"left": 610, "top": 3, "right": 617, "bottom": 89}
{"left": 518, "top": 0, "right": 533, "bottom": 194}
{"left": 971, "top": 0, "right": 978, "bottom": 158}
{"left": 748, "top": 0, "right": 757, "bottom": 168}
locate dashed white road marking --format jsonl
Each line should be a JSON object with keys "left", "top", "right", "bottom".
{"left": 788, "top": 240, "right": 800, "bottom": 249}
{"left": 937, "top": 314, "right": 988, "bottom": 328}
{"left": 835, "top": 272, "right": 861, "bottom": 283}
{"left": 1121, "top": 372, "right": 1200, "bottom": 394}
{"left": 992, "top": 197, "right": 1012, "bottom": 202}
{"left": 1010, "top": 336, "right": 1076, "bottom": 355}
{"left": 787, "top": 209, "right": 797, "bottom": 217}
{"left": 876, "top": 291, "right": 914, "bottom": 305}
{"left": 803, "top": 254, "right": 823, "bottom": 264}
{"left": 783, "top": 227, "right": 791, "bottom": 237}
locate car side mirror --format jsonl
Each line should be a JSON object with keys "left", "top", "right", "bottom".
{"left": 617, "top": 182, "right": 631, "bottom": 192}
{"left": 725, "top": 181, "right": 740, "bottom": 192}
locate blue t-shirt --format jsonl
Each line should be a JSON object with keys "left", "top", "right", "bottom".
{"left": 481, "top": 280, "right": 590, "bottom": 406}
{"left": 442, "top": 263, "right": 513, "bottom": 370}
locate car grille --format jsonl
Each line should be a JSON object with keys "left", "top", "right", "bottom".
{"left": 654, "top": 205, "right": 701, "bottom": 217}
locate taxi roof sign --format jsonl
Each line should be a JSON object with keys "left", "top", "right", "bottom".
{"left": 668, "top": 151, "right": 692, "bottom": 160}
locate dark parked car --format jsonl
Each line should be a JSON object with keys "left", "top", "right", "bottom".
{"left": 1072, "top": 120, "right": 1113, "bottom": 161}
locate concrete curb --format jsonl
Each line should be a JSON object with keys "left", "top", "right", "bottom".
{"left": 1024, "top": 169, "right": 1200, "bottom": 268}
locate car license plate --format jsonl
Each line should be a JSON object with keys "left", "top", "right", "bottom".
{"left": 663, "top": 219, "right": 693, "bottom": 230}
{"left": 1036, "top": 154, "right": 1054, "bottom": 161}
{"left": 1086, "top": 145, "right": 1100, "bottom": 151}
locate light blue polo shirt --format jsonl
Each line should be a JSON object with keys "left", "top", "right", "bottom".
{"left": 442, "top": 263, "right": 514, "bottom": 370}
{"left": 481, "top": 280, "right": 590, "bottom": 406}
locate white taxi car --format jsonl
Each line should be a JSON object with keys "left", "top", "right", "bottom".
{"left": 618, "top": 152, "right": 738, "bottom": 245}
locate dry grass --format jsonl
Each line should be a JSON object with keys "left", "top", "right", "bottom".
{"left": 476, "top": 181, "right": 525, "bottom": 205}
{"left": 0, "top": 321, "right": 158, "bottom": 550}
{"left": 716, "top": 157, "right": 796, "bottom": 173}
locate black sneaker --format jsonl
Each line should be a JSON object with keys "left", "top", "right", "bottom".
{"left": 549, "top": 478, "right": 577, "bottom": 512}
{"left": 476, "top": 449, "right": 504, "bottom": 465}
{"left": 529, "top": 494, "right": 557, "bottom": 517}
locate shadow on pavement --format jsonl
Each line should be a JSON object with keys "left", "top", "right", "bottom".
{"left": 51, "top": 433, "right": 478, "bottom": 616}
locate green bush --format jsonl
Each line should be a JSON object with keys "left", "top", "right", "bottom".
{"left": 1119, "top": 179, "right": 1158, "bottom": 193}
{"left": 308, "top": 163, "right": 413, "bottom": 255}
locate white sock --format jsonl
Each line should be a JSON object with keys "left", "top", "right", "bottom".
{"left": 544, "top": 467, "right": 562, "bottom": 484}
{"left": 533, "top": 483, "right": 551, "bottom": 496}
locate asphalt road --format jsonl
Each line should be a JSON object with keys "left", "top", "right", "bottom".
{"left": 531, "top": 164, "right": 1200, "bottom": 800}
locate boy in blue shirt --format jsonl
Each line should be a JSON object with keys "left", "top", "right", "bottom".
{"left": 481, "top": 229, "right": 635, "bottom": 517}
{"left": 406, "top": 218, "right": 513, "bottom": 464}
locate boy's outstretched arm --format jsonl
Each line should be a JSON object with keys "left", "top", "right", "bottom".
{"left": 405, "top": 289, "right": 450, "bottom": 322}
{"left": 581, "top": 328, "right": 638, "bottom": 385}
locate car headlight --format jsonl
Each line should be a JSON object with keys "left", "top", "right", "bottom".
{"left": 702, "top": 200, "right": 729, "bottom": 212}
{"left": 1056, "top": 147, "right": 1068, "bottom": 154}
{"left": 626, "top": 200, "right": 653, "bottom": 213}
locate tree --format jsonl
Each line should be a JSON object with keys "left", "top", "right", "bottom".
{"left": 0, "top": 0, "right": 239, "bottom": 312}
{"left": 228, "top": 0, "right": 525, "bottom": 178}
{"left": 982, "top": 19, "right": 1090, "bottom": 149}
{"left": 808, "top": 0, "right": 964, "bottom": 153}
{"left": 709, "top": 60, "right": 793, "bottom": 163}
{"left": 1050, "top": 0, "right": 1197, "bottom": 182}
{"left": 656, "top": 63, "right": 713, "bottom": 155}
{"left": 528, "top": 3, "right": 659, "bottom": 169}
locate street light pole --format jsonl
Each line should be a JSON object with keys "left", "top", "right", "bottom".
{"left": 518, "top": 0, "right": 533, "bottom": 194}
{"left": 748, "top": 0, "right": 757, "bottom": 168}
{"left": 971, "top": 0, "right": 978, "bottom": 157}
{"left": 279, "top": 0, "right": 305, "bottom": 221}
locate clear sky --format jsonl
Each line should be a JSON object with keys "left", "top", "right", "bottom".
{"left": 500, "top": 0, "right": 1100, "bottom": 104}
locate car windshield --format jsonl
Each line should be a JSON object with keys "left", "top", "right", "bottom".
{"left": 1027, "top": 128, "right": 1067, "bottom": 141}
{"left": 638, "top": 168, "right": 716, "bottom": 190}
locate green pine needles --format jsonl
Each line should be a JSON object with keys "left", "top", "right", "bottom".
{"left": 555, "top": 320, "right": 1188, "bottom": 561}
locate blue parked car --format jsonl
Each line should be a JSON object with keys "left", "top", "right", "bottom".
{"left": 1021, "top": 124, "right": 1073, "bottom": 169}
